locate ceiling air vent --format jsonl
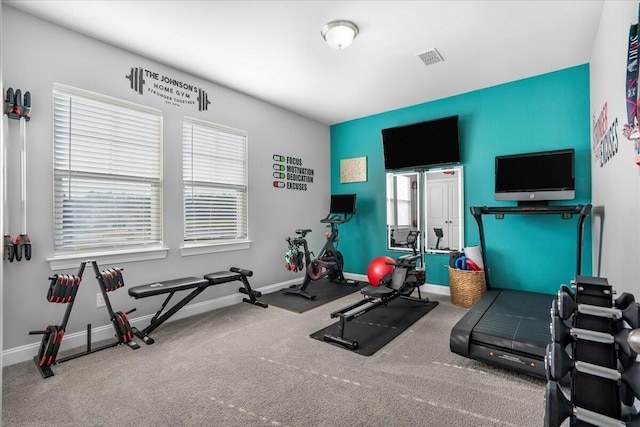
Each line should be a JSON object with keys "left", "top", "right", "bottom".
{"left": 416, "top": 48, "right": 443, "bottom": 67}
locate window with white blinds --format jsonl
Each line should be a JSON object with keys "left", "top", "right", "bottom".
{"left": 386, "top": 173, "right": 412, "bottom": 226}
{"left": 53, "top": 84, "right": 163, "bottom": 255}
{"left": 183, "top": 117, "right": 248, "bottom": 244}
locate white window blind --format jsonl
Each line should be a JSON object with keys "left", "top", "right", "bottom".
{"left": 183, "top": 117, "right": 248, "bottom": 243}
{"left": 386, "top": 173, "right": 412, "bottom": 226}
{"left": 53, "top": 84, "right": 163, "bottom": 254}
{"left": 396, "top": 175, "right": 412, "bottom": 226}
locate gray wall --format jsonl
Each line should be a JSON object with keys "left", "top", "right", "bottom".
{"left": 1, "top": 6, "right": 331, "bottom": 364}
{"left": 589, "top": 2, "right": 639, "bottom": 297}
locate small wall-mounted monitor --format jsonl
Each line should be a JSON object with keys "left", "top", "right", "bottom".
{"left": 330, "top": 194, "right": 357, "bottom": 215}
{"left": 381, "top": 115, "right": 461, "bottom": 171}
{"left": 494, "top": 148, "right": 575, "bottom": 205}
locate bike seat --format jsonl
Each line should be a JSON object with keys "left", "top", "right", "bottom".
{"left": 295, "top": 228, "right": 312, "bottom": 236}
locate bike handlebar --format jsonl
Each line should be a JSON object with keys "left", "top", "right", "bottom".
{"left": 320, "top": 213, "right": 354, "bottom": 225}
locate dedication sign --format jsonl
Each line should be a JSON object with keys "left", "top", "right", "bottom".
{"left": 272, "top": 154, "right": 314, "bottom": 191}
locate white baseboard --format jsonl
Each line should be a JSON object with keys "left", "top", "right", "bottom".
{"left": 346, "top": 272, "right": 450, "bottom": 296}
{"left": 2, "top": 279, "right": 298, "bottom": 368}
{"left": 3, "top": 274, "right": 449, "bottom": 367}
{"left": 421, "top": 283, "right": 451, "bottom": 296}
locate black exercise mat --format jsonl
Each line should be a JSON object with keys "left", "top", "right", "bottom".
{"left": 260, "top": 278, "right": 368, "bottom": 313}
{"left": 310, "top": 297, "right": 439, "bottom": 356}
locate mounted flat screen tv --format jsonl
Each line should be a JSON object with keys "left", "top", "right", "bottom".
{"left": 330, "top": 194, "right": 357, "bottom": 215}
{"left": 495, "top": 148, "right": 575, "bottom": 205}
{"left": 381, "top": 115, "right": 461, "bottom": 171}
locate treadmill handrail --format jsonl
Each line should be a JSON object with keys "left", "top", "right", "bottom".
{"left": 469, "top": 204, "right": 592, "bottom": 289}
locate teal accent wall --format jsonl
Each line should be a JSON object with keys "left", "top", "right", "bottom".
{"left": 330, "top": 65, "right": 592, "bottom": 295}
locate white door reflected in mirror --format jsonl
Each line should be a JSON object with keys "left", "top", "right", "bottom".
{"left": 386, "top": 166, "right": 464, "bottom": 253}
{"left": 425, "top": 168, "right": 463, "bottom": 252}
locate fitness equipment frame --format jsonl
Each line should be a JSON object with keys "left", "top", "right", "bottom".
{"left": 283, "top": 211, "right": 357, "bottom": 300}
{"left": 450, "top": 204, "right": 592, "bottom": 378}
{"left": 433, "top": 227, "right": 444, "bottom": 250}
{"left": 128, "top": 267, "right": 266, "bottom": 344}
{"left": 3, "top": 87, "right": 32, "bottom": 262}
{"left": 323, "top": 231, "right": 434, "bottom": 349}
{"left": 29, "top": 260, "right": 139, "bottom": 379}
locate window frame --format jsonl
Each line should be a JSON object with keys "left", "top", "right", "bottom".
{"left": 48, "top": 83, "right": 167, "bottom": 269}
{"left": 181, "top": 116, "right": 250, "bottom": 256}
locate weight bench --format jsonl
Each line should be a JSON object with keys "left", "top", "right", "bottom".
{"left": 128, "top": 267, "right": 267, "bottom": 344}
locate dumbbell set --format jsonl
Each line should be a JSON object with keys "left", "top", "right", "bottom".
{"left": 544, "top": 276, "right": 640, "bottom": 426}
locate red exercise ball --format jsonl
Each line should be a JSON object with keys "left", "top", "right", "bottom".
{"left": 367, "top": 256, "right": 395, "bottom": 286}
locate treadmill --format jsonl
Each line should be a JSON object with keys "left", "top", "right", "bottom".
{"left": 449, "top": 204, "right": 592, "bottom": 379}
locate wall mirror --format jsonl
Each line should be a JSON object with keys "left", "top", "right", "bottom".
{"left": 386, "top": 171, "right": 420, "bottom": 252}
{"left": 386, "top": 166, "right": 464, "bottom": 254}
{"left": 423, "top": 166, "right": 464, "bottom": 253}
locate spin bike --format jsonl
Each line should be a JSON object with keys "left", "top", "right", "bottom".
{"left": 283, "top": 212, "right": 356, "bottom": 300}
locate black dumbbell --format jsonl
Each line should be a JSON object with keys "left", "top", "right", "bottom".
{"left": 544, "top": 381, "right": 640, "bottom": 427}
{"left": 546, "top": 342, "right": 640, "bottom": 399}
{"left": 550, "top": 314, "right": 637, "bottom": 360}
{"left": 629, "top": 329, "right": 640, "bottom": 354}
{"left": 616, "top": 292, "right": 636, "bottom": 310}
{"left": 557, "top": 290, "right": 639, "bottom": 328}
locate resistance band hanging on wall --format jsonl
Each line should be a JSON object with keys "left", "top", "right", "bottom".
{"left": 2, "top": 87, "right": 32, "bottom": 261}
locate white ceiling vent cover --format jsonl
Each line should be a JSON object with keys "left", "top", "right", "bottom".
{"left": 417, "top": 48, "right": 444, "bottom": 67}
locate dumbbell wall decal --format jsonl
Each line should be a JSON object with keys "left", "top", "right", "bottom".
{"left": 125, "top": 67, "right": 211, "bottom": 111}
{"left": 125, "top": 67, "right": 145, "bottom": 95}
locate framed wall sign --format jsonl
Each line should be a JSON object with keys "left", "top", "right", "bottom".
{"left": 340, "top": 156, "right": 367, "bottom": 183}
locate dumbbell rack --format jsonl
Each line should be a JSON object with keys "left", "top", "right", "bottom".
{"left": 544, "top": 275, "right": 639, "bottom": 426}
{"left": 29, "top": 260, "right": 139, "bottom": 378}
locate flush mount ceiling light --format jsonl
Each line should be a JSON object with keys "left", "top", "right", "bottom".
{"left": 321, "top": 20, "right": 359, "bottom": 50}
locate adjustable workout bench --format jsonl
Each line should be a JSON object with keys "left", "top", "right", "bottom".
{"left": 128, "top": 267, "right": 267, "bottom": 344}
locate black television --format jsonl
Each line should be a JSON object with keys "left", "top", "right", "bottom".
{"left": 494, "top": 148, "right": 575, "bottom": 205}
{"left": 330, "top": 194, "right": 356, "bottom": 215}
{"left": 381, "top": 115, "right": 461, "bottom": 171}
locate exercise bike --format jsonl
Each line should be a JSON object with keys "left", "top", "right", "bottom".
{"left": 283, "top": 211, "right": 356, "bottom": 300}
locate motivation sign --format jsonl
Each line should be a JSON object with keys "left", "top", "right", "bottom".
{"left": 592, "top": 102, "right": 619, "bottom": 168}
{"left": 125, "top": 66, "right": 210, "bottom": 111}
{"left": 272, "top": 154, "right": 314, "bottom": 191}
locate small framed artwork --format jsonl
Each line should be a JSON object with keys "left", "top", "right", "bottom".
{"left": 340, "top": 156, "right": 367, "bottom": 183}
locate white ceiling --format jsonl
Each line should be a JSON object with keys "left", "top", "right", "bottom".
{"left": 5, "top": 1, "right": 604, "bottom": 125}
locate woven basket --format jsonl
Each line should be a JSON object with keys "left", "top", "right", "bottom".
{"left": 448, "top": 267, "right": 487, "bottom": 308}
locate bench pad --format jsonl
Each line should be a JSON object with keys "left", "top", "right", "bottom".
{"left": 128, "top": 277, "right": 209, "bottom": 299}
{"left": 204, "top": 271, "right": 242, "bottom": 284}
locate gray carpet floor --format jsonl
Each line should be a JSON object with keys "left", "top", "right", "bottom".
{"left": 2, "top": 292, "right": 546, "bottom": 426}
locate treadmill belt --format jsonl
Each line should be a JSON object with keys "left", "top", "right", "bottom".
{"left": 449, "top": 288, "right": 556, "bottom": 377}
{"left": 471, "top": 290, "right": 554, "bottom": 358}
